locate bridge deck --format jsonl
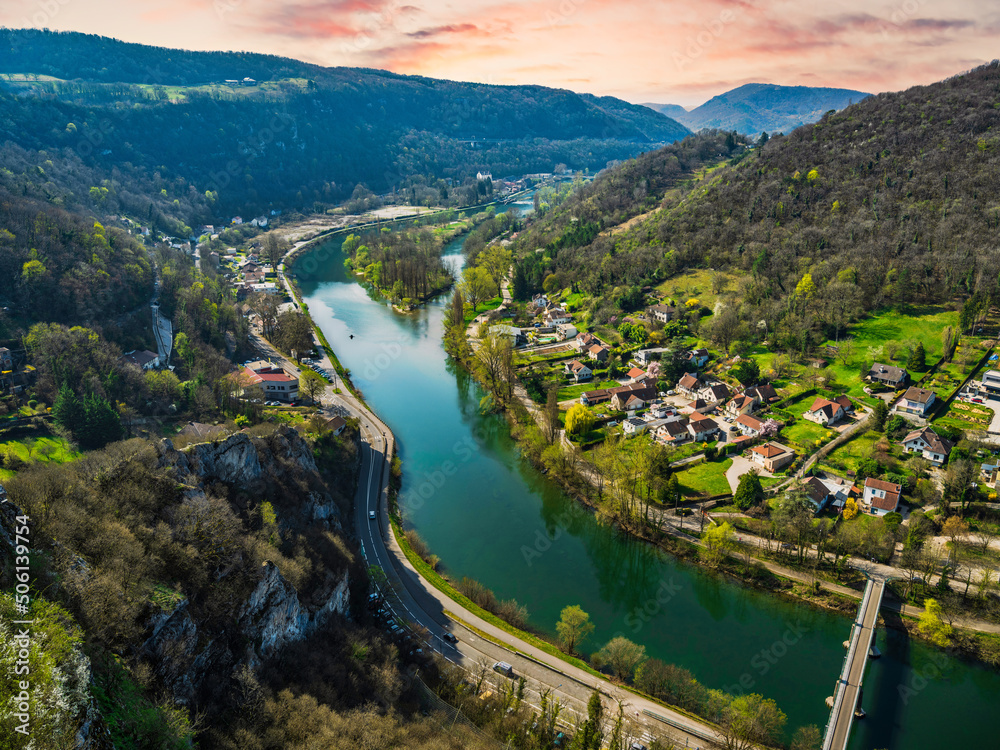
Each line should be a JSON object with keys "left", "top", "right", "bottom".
{"left": 822, "top": 577, "right": 885, "bottom": 750}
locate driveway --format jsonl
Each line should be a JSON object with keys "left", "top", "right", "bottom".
{"left": 725, "top": 455, "right": 773, "bottom": 492}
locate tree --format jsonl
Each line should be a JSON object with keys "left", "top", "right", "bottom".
{"left": 918, "top": 598, "right": 953, "bottom": 646}
{"left": 942, "top": 515, "right": 970, "bottom": 561}
{"left": 702, "top": 521, "right": 735, "bottom": 566}
{"left": 843, "top": 497, "right": 859, "bottom": 520}
{"left": 52, "top": 383, "right": 84, "bottom": 434}
{"left": 971, "top": 523, "right": 999, "bottom": 554}
{"left": 448, "top": 288, "right": 466, "bottom": 329}
{"left": 941, "top": 326, "right": 956, "bottom": 360}
{"left": 733, "top": 471, "right": 764, "bottom": 510}
{"left": 555, "top": 605, "right": 594, "bottom": 655}
{"left": 709, "top": 305, "right": 745, "bottom": 356}
{"left": 731, "top": 358, "right": 761, "bottom": 386}
{"left": 79, "top": 393, "right": 123, "bottom": 449}
{"left": 872, "top": 398, "right": 889, "bottom": 432}
{"left": 299, "top": 368, "right": 326, "bottom": 405}
{"left": 565, "top": 404, "right": 595, "bottom": 437}
{"left": 907, "top": 341, "right": 925, "bottom": 370}
{"left": 790, "top": 724, "right": 822, "bottom": 750}
{"left": 593, "top": 636, "right": 646, "bottom": 682}
{"left": 475, "top": 333, "right": 516, "bottom": 407}
{"left": 544, "top": 387, "right": 561, "bottom": 444}
{"left": 571, "top": 691, "right": 604, "bottom": 750}
{"left": 476, "top": 245, "right": 513, "bottom": 293}
{"left": 460, "top": 266, "right": 495, "bottom": 312}
{"left": 174, "top": 331, "right": 195, "bottom": 372}
{"left": 718, "top": 693, "right": 787, "bottom": 750}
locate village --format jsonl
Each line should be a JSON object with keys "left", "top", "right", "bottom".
{"left": 477, "top": 280, "right": 1000, "bottom": 543}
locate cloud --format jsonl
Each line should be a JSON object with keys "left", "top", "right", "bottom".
{"left": 406, "top": 23, "right": 480, "bottom": 39}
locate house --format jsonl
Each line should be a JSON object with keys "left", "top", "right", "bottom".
{"left": 623, "top": 395, "right": 646, "bottom": 413}
{"left": 242, "top": 262, "right": 266, "bottom": 283}
{"left": 565, "top": 360, "right": 593, "bottom": 383}
{"left": 686, "top": 349, "right": 710, "bottom": 368}
{"left": 325, "top": 416, "right": 347, "bottom": 435}
{"left": 247, "top": 282, "right": 281, "bottom": 296}
{"left": 648, "top": 304, "right": 679, "bottom": 323}
{"left": 981, "top": 369, "right": 1000, "bottom": 396}
{"left": 656, "top": 420, "right": 691, "bottom": 445}
{"left": 120, "top": 349, "right": 160, "bottom": 371}
{"left": 862, "top": 477, "right": 902, "bottom": 516}
{"left": 804, "top": 396, "right": 845, "bottom": 425}
{"left": 231, "top": 216, "right": 244, "bottom": 225}
{"left": 687, "top": 412, "right": 720, "bottom": 441}
{"left": 802, "top": 476, "right": 832, "bottom": 510}
{"left": 749, "top": 442, "right": 796, "bottom": 472}
{"left": 545, "top": 307, "right": 572, "bottom": 325}
{"left": 242, "top": 77, "right": 257, "bottom": 86}
{"left": 867, "top": 362, "right": 908, "bottom": 388}
{"left": 0, "top": 347, "right": 12, "bottom": 373}
{"left": 623, "top": 417, "right": 649, "bottom": 436}
{"left": 677, "top": 372, "right": 703, "bottom": 398}
{"left": 726, "top": 393, "right": 758, "bottom": 418}
{"left": 627, "top": 367, "right": 646, "bottom": 381}
{"left": 735, "top": 414, "right": 765, "bottom": 437}
{"left": 531, "top": 294, "right": 549, "bottom": 308}
{"left": 635, "top": 348, "right": 671, "bottom": 366}
{"left": 800, "top": 474, "right": 855, "bottom": 511}
{"left": 901, "top": 427, "right": 953, "bottom": 466}
{"left": 610, "top": 383, "right": 657, "bottom": 411}
{"left": 700, "top": 383, "right": 731, "bottom": 403}
{"left": 896, "top": 387, "right": 937, "bottom": 417}
{"left": 587, "top": 344, "right": 610, "bottom": 363}
{"left": 685, "top": 398, "right": 714, "bottom": 414}
{"left": 575, "top": 332, "right": 599, "bottom": 352}
{"left": 241, "top": 365, "right": 299, "bottom": 402}
{"left": 489, "top": 325, "right": 526, "bottom": 347}
{"left": 580, "top": 387, "right": 612, "bottom": 406}
{"left": 981, "top": 463, "right": 999, "bottom": 488}
{"left": 745, "top": 383, "right": 779, "bottom": 404}
{"left": 557, "top": 322, "right": 578, "bottom": 340}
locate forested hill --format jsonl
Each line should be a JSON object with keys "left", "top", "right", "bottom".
{"left": 0, "top": 30, "right": 690, "bottom": 219}
{"left": 511, "top": 62, "right": 1000, "bottom": 338}
{"left": 669, "top": 83, "right": 871, "bottom": 135}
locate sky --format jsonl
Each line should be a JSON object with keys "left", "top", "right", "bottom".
{"left": 5, "top": 0, "right": 999, "bottom": 105}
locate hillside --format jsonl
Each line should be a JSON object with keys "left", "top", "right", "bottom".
{"left": 511, "top": 62, "right": 1000, "bottom": 342}
{"left": 0, "top": 29, "right": 690, "bottom": 219}
{"left": 643, "top": 83, "right": 870, "bottom": 135}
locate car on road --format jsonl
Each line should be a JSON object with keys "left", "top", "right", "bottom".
{"left": 442, "top": 633, "right": 458, "bottom": 644}
{"left": 369, "top": 510, "right": 376, "bottom": 520}
{"left": 492, "top": 661, "right": 514, "bottom": 677}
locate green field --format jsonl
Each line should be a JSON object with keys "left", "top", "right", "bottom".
{"left": 820, "top": 307, "right": 961, "bottom": 399}
{"left": 674, "top": 457, "right": 734, "bottom": 498}
{"left": 778, "top": 393, "right": 838, "bottom": 452}
{"left": 817, "top": 430, "right": 881, "bottom": 475}
{"left": 0, "top": 435, "right": 80, "bottom": 481}
{"left": 655, "top": 268, "right": 733, "bottom": 311}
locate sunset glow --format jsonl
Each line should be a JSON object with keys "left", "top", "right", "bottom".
{"left": 5, "top": 0, "right": 998, "bottom": 104}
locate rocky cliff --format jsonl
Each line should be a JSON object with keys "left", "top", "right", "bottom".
{"left": 141, "top": 425, "right": 353, "bottom": 704}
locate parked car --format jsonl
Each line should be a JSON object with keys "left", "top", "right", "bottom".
{"left": 667, "top": 390, "right": 676, "bottom": 396}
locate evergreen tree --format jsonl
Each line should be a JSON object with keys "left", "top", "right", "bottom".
{"left": 80, "top": 393, "right": 123, "bottom": 449}
{"left": 52, "top": 383, "right": 84, "bottom": 434}
{"left": 907, "top": 341, "right": 925, "bottom": 370}
{"left": 511, "top": 262, "right": 529, "bottom": 301}
{"left": 733, "top": 470, "right": 764, "bottom": 510}
{"left": 872, "top": 398, "right": 889, "bottom": 432}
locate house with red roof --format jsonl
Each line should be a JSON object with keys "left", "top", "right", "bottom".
{"left": 749, "top": 442, "right": 795, "bottom": 472}
{"left": 804, "top": 396, "right": 846, "bottom": 425}
{"left": 862, "top": 478, "right": 902, "bottom": 516}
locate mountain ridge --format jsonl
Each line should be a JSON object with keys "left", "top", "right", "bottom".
{"left": 643, "top": 82, "right": 870, "bottom": 135}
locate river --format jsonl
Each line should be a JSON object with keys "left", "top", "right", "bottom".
{"left": 292, "top": 207, "right": 1000, "bottom": 748}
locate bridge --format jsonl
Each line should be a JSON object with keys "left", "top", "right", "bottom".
{"left": 822, "top": 577, "right": 886, "bottom": 750}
